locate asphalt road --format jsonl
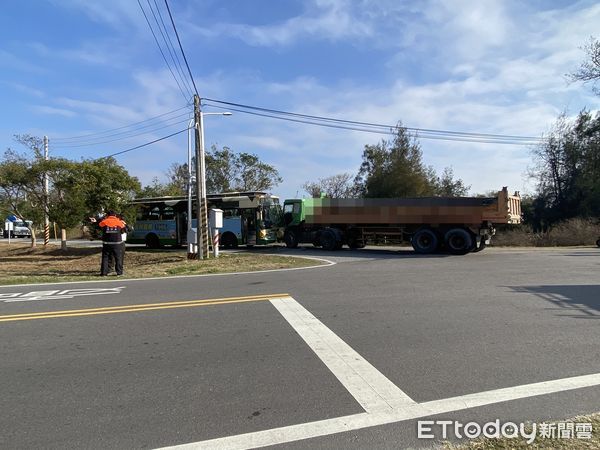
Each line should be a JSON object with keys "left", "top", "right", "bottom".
{"left": 1, "top": 246, "right": 599, "bottom": 449}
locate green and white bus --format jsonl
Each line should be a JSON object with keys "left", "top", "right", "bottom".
{"left": 128, "top": 191, "right": 282, "bottom": 248}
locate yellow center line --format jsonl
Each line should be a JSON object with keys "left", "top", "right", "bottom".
{"left": 0, "top": 293, "right": 290, "bottom": 323}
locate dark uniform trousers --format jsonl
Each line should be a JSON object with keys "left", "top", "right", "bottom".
{"left": 101, "top": 242, "right": 124, "bottom": 276}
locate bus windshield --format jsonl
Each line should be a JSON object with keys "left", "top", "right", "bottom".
{"left": 262, "top": 200, "right": 282, "bottom": 228}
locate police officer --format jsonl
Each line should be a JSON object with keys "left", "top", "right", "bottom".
{"left": 99, "top": 210, "right": 128, "bottom": 276}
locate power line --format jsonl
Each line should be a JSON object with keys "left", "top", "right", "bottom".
{"left": 151, "top": 0, "right": 195, "bottom": 98}
{"left": 203, "top": 98, "right": 545, "bottom": 143}
{"left": 99, "top": 127, "right": 190, "bottom": 159}
{"left": 206, "top": 103, "right": 539, "bottom": 145}
{"left": 52, "top": 105, "right": 190, "bottom": 142}
{"left": 202, "top": 100, "right": 546, "bottom": 145}
{"left": 137, "top": 0, "right": 190, "bottom": 103}
{"left": 147, "top": 0, "right": 195, "bottom": 98}
{"left": 164, "top": 0, "right": 199, "bottom": 96}
{"left": 55, "top": 116, "right": 191, "bottom": 149}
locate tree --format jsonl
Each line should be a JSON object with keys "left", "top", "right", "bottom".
{"left": 139, "top": 177, "right": 171, "bottom": 198}
{"left": 137, "top": 162, "right": 190, "bottom": 198}
{"left": 354, "top": 125, "right": 435, "bottom": 197}
{"left": 205, "top": 145, "right": 282, "bottom": 193}
{"left": 303, "top": 173, "right": 358, "bottom": 198}
{"left": 0, "top": 149, "right": 44, "bottom": 246}
{"left": 165, "top": 162, "right": 188, "bottom": 195}
{"left": 1, "top": 134, "right": 142, "bottom": 248}
{"left": 0, "top": 149, "right": 85, "bottom": 247}
{"left": 569, "top": 36, "right": 600, "bottom": 95}
{"left": 0, "top": 134, "right": 50, "bottom": 247}
{"left": 139, "top": 147, "right": 282, "bottom": 197}
{"left": 432, "top": 167, "right": 470, "bottom": 197}
{"left": 529, "top": 110, "right": 600, "bottom": 227}
{"left": 353, "top": 124, "right": 468, "bottom": 198}
{"left": 76, "top": 157, "right": 141, "bottom": 223}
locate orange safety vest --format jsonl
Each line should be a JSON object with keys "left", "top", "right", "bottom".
{"left": 99, "top": 215, "right": 126, "bottom": 243}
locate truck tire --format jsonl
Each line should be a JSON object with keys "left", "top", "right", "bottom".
{"left": 284, "top": 230, "right": 299, "bottom": 248}
{"left": 444, "top": 228, "right": 473, "bottom": 255}
{"left": 597, "top": 238, "right": 600, "bottom": 248}
{"left": 411, "top": 229, "right": 439, "bottom": 254}
{"left": 348, "top": 241, "right": 365, "bottom": 249}
{"left": 347, "top": 233, "right": 366, "bottom": 249}
{"left": 320, "top": 229, "right": 338, "bottom": 251}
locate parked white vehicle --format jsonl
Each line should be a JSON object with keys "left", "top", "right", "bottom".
{"left": 3, "top": 219, "right": 33, "bottom": 238}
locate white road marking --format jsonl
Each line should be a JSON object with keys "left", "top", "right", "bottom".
{"left": 156, "top": 296, "right": 600, "bottom": 450}
{"left": 419, "top": 372, "right": 600, "bottom": 415}
{"left": 0, "top": 287, "right": 126, "bottom": 302}
{"left": 160, "top": 373, "right": 600, "bottom": 450}
{"left": 270, "top": 296, "right": 416, "bottom": 413}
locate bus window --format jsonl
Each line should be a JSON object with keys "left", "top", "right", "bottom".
{"left": 147, "top": 206, "right": 161, "bottom": 220}
{"left": 163, "top": 206, "right": 175, "bottom": 220}
{"left": 223, "top": 208, "right": 239, "bottom": 218}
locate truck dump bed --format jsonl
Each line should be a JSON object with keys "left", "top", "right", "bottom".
{"left": 304, "top": 187, "right": 521, "bottom": 226}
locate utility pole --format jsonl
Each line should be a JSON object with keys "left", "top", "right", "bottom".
{"left": 43, "top": 136, "right": 50, "bottom": 247}
{"left": 193, "top": 95, "right": 209, "bottom": 259}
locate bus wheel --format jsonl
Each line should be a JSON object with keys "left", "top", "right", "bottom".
{"left": 411, "top": 228, "right": 438, "bottom": 254}
{"left": 220, "top": 232, "right": 238, "bottom": 249}
{"left": 145, "top": 233, "right": 160, "bottom": 249}
{"left": 444, "top": 228, "right": 473, "bottom": 255}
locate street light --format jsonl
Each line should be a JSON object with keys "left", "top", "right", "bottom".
{"left": 187, "top": 109, "right": 232, "bottom": 258}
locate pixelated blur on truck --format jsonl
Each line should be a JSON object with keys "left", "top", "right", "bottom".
{"left": 282, "top": 187, "right": 521, "bottom": 255}
{"left": 3, "top": 218, "right": 33, "bottom": 239}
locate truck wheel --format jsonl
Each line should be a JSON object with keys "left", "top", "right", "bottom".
{"left": 597, "top": 238, "right": 600, "bottom": 248}
{"left": 145, "top": 233, "right": 160, "bottom": 249}
{"left": 284, "top": 230, "right": 298, "bottom": 248}
{"left": 320, "top": 229, "right": 338, "bottom": 251}
{"left": 348, "top": 240, "right": 365, "bottom": 249}
{"left": 444, "top": 228, "right": 473, "bottom": 255}
{"left": 411, "top": 229, "right": 439, "bottom": 254}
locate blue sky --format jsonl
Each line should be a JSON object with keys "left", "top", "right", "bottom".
{"left": 1, "top": 0, "right": 598, "bottom": 200}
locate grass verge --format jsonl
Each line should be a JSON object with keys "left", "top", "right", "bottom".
{"left": 443, "top": 413, "right": 599, "bottom": 449}
{"left": 0, "top": 243, "right": 322, "bottom": 285}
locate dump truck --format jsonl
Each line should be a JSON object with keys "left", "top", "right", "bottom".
{"left": 282, "top": 187, "right": 521, "bottom": 255}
